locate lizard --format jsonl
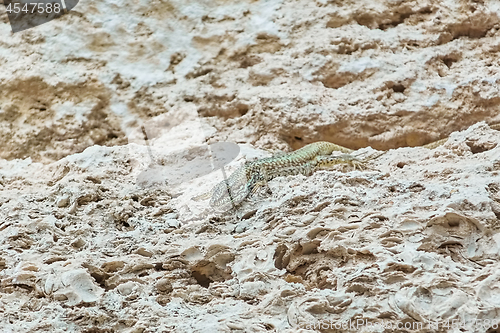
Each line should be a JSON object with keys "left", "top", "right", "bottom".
{"left": 207, "top": 141, "right": 368, "bottom": 212}
{"left": 206, "top": 137, "right": 462, "bottom": 212}
{"left": 204, "top": 123, "right": 500, "bottom": 212}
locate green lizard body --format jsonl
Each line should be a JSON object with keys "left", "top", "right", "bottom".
{"left": 209, "top": 142, "right": 360, "bottom": 212}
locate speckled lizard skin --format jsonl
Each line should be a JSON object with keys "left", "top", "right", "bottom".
{"left": 209, "top": 141, "right": 360, "bottom": 212}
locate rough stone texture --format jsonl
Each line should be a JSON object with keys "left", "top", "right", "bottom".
{"left": 1, "top": 0, "right": 500, "bottom": 332}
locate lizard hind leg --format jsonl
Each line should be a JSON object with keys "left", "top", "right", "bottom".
{"left": 247, "top": 182, "right": 273, "bottom": 206}
{"left": 249, "top": 179, "right": 271, "bottom": 196}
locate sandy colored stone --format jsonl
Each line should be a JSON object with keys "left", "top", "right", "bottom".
{"left": 2, "top": 0, "right": 500, "bottom": 332}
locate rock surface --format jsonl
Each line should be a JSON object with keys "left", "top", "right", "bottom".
{"left": 1, "top": 0, "right": 500, "bottom": 332}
